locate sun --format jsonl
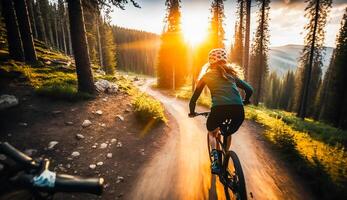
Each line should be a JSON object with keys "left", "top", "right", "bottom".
{"left": 182, "top": 15, "right": 208, "bottom": 46}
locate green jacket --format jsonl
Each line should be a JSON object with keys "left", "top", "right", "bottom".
{"left": 189, "top": 68, "right": 253, "bottom": 113}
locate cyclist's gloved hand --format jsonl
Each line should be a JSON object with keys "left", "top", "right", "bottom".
{"left": 188, "top": 112, "right": 197, "bottom": 118}
{"left": 243, "top": 99, "right": 251, "bottom": 105}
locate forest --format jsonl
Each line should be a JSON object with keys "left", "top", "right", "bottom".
{"left": 156, "top": 0, "right": 347, "bottom": 130}
{"left": 2, "top": 0, "right": 346, "bottom": 129}
{"left": 0, "top": 0, "right": 346, "bottom": 199}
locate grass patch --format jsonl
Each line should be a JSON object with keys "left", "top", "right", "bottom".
{"left": 97, "top": 72, "right": 167, "bottom": 124}
{"left": 264, "top": 109, "right": 347, "bottom": 147}
{"left": 35, "top": 82, "right": 93, "bottom": 101}
{"left": 246, "top": 106, "right": 347, "bottom": 199}
{"left": 1, "top": 29, "right": 167, "bottom": 122}
{"left": 132, "top": 92, "right": 167, "bottom": 123}
{"left": 0, "top": 57, "right": 84, "bottom": 101}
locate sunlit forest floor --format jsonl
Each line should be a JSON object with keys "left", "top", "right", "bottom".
{"left": 0, "top": 37, "right": 170, "bottom": 199}
{"left": 159, "top": 82, "right": 347, "bottom": 198}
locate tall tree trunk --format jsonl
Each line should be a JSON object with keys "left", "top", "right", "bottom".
{"left": 13, "top": 0, "right": 37, "bottom": 63}
{"left": 35, "top": 1, "right": 48, "bottom": 44}
{"left": 96, "top": 17, "right": 104, "bottom": 68}
{"left": 53, "top": 7, "right": 59, "bottom": 49}
{"left": 298, "top": 0, "right": 320, "bottom": 119}
{"left": 238, "top": 0, "right": 244, "bottom": 68}
{"left": 66, "top": 17, "right": 73, "bottom": 55}
{"left": 67, "top": 0, "right": 95, "bottom": 94}
{"left": 1, "top": 0, "right": 24, "bottom": 61}
{"left": 47, "top": 17, "right": 54, "bottom": 47}
{"left": 38, "top": 0, "right": 53, "bottom": 46}
{"left": 244, "top": 0, "right": 251, "bottom": 80}
{"left": 27, "top": 0, "right": 38, "bottom": 39}
{"left": 60, "top": 18, "right": 67, "bottom": 53}
{"left": 255, "top": 0, "right": 266, "bottom": 105}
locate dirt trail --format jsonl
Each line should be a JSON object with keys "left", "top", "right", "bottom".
{"left": 128, "top": 79, "right": 314, "bottom": 200}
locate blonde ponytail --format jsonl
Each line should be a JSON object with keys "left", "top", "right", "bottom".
{"left": 211, "top": 61, "right": 244, "bottom": 80}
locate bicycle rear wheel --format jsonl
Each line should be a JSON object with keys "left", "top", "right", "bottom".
{"left": 223, "top": 151, "right": 247, "bottom": 200}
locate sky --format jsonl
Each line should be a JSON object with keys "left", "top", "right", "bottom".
{"left": 109, "top": 0, "right": 347, "bottom": 47}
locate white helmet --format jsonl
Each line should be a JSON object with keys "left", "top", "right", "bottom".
{"left": 208, "top": 48, "right": 228, "bottom": 65}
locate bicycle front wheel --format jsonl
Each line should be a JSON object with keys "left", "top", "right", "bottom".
{"left": 223, "top": 151, "right": 247, "bottom": 200}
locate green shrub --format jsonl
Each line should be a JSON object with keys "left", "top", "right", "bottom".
{"left": 35, "top": 83, "right": 93, "bottom": 101}
{"left": 132, "top": 93, "right": 167, "bottom": 123}
{"left": 260, "top": 108, "right": 347, "bottom": 147}
{"left": 272, "top": 131, "right": 296, "bottom": 153}
{"left": 245, "top": 106, "right": 347, "bottom": 199}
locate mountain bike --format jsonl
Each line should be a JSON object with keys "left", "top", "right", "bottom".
{"left": 192, "top": 112, "right": 247, "bottom": 200}
{"left": 0, "top": 142, "right": 104, "bottom": 200}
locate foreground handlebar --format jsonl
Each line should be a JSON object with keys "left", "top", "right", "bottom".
{"left": 10, "top": 172, "right": 104, "bottom": 195}
{"left": 0, "top": 142, "right": 40, "bottom": 169}
{"left": 1, "top": 142, "right": 104, "bottom": 196}
{"left": 54, "top": 174, "right": 104, "bottom": 195}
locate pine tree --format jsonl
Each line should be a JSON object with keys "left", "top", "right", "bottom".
{"left": 230, "top": 0, "right": 244, "bottom": 67}
{"left": 248, "top": 0, "right": 270, "bottom": 105}
{"left": 83, "top": 2, "right": 98, "bottom": 64}
{"left": 209, "top": 0, "right": 225, "bottom": 48}
{"left": 112, "top": 26, "right": 159, "bottom": 76}
{"left": 192, "top": 0, "right": 226, "bottom": 87}
{"left": 100, "top": 21, "right": 116, "bottom": 74}
{"left": 157, "top": 0, "right": 188, "bottom": 89}
{"left": 13, "top": 0, "right": 37, "bottom": 63}
{"left": 96, "top": 17, "right": 103, "bottom": 67}
{"left": 1, "top": 0, "right": 24, "bottom": 61}
{"left": 320, "top": 8, "right": 347, "bottom": 128}
{"left": 66, "top": 14, "right": 73, "bottom": 55}
{"left": 38, "top": 0, "right": 54, "bottom": 46}
{"left": 52, "top": 4, "right": 59, "bottom": 49}
{"left": 243, "top": 0, "right": 251, "bottom": 80}
{"left": 264, "top": 72, "right": 280, "bottom": 108}
{"left": 296, "top": 0, "right": 332, "bottom": 119}
{"left": 58, "top": 0, "right": 67, "bottom": 53}
{"left": 67, "top": 0, "right": 95, "bottom": 93}
{"left": 34, "top": 0, "right": 48, "bottom": 44}
{"left": 27, "top": 0, "right": 38, "bottom": 39}
{"left": 66, "top": 0, "right": 139, "bottom": 94}
{"left": 276, "top": 71, "right": 295, "bottom": 111}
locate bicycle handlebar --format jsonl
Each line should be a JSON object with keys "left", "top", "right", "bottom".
{"left": 54, "top": 174, "right": 104, "bottom": 195}
{"left": 0, "top": 142, "right": 104, "bottom": 195}
{"left": 10, "top": 172, "right": 104, "bottom": 195}
{"left": 0, "top": 142, "right": 40, "bottom": 169}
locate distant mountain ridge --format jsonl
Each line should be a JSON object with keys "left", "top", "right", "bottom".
{"left": 268, "top": 44, "right": 334, "bottom": 76}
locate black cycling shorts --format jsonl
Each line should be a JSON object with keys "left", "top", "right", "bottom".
{"left": 206, "top": 105, "right": 245, "bottom": 136}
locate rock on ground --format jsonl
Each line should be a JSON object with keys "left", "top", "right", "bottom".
{"left": 100, "top": 143, "right": 108, "bottom": 149}
{"left": 95, "top": 79, "right": 118, "bottom": 93}
{"left": 48, "top": 141, "right": 59, "bottom": 150}
{"left": 116, "top": 115, "right": 124, "bottom": 121}
{"left": 71, "top": 151, "right": 80, "bottom": 157}
{"left": 82, "top": 120, "right": 92, "bottom": 127}
{"left": 76, "top": 134, "right": 85, "bottom": 140}
{"left": 107, "top": 153, "right": 113, "bottom": 158}
{"left": 95, "top": 110, "right": 103, "bottom": 115}
{"left": 89, "top": 164, "right": 96, "bottom": 169}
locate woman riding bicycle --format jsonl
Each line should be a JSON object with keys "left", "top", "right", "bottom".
{"left": 188, "top": 48, "right": 253, "bottom": 174}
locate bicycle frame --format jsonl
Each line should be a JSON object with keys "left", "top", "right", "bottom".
{"left": 207, "top": 130, "right": 231, "bottom": 162}
{"left": 193, "top": 112, "right": 247, "bottom": 200}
